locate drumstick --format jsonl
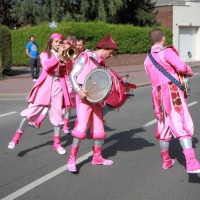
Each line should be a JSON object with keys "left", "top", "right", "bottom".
{"left": 127, "top": 77, "right": 133, "bottom": 82}
{"left": 86, "top": 82, "right": 96, "bottom": 93}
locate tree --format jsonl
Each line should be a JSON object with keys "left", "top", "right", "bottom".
{"left": 10, "top": 0, "right": 159, "bottom": 27}
{"left": 79, "top": 0, "right": 125, "bottom": 22}
{"left": 0, "top": 0, "right": 18, "bottom": 28}
{"left": 12, "top": 0, "right": 43, "bottom": 26}
{"left": 11, "top": 0, "right": 78, "bottom": 26}
{"left": 117, "top": 0, "right": 159, "bottom": 26}
{"left": 79, "top": 0, "right": 158, "bottom": 26}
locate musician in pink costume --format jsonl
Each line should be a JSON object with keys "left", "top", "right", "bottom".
{"left": 67, "top": 34, "right": 119, "bottom": 172}
{"left": 29, "top": 61, "right": 75, "bottom": 134}
{"left": 29, "top": 39, "right": 77, "bottom": 134}
{"left": 144, "top": 28, "right": 200, "bottom": 173}
{"left": 8, "top": 33, "right": 72, "bottom": 155}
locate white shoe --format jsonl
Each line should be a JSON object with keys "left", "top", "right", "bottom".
{"left": 32, "top": 79, "right": 37, "bottom": 82}
{"left": 8, "top": 141, "right": 16, "bottom": 149}
{"left": 187, "top": 169, "right": 200, "bottom": 173}
{"left": 29, "top": 121, "right": 40, "bottom": 128}
{"left": 56, "top": 147, "right": 66, "bottom": 155}
{"left": 63, "top": 128, "right": 70, "bottom": 134}
{"left": 67, "top": 164, "right": 77, "bottom": 172}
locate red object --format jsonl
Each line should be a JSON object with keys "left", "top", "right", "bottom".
{"left": 102, "top": 68, "right": 128, "bottom": 108}
{"left": 95, "top": 34, "right": 119, "bottom": 50}
{"left": 128, "top": 83, "right": 137, "bottom": 89}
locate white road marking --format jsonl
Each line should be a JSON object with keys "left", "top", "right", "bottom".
{"left": 143, "top": 101, "right": 198, "bottom": 127}
{"left": 1, "top": 139, "right": 119, "bottom": 200}
{"left": 193, "top": 73, "right": 199, "bottom": 76}
{"left": 0, "top": 111, "right": 17, "bottom": 118}
{"left": 188, "top": 101, "right": 198, "bottom": 107}
{"left": 143, "top": 119, "right": 157, "bottom": 127}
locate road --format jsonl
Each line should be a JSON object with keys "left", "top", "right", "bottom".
{"left": 0, "top": 67, "right": 200, "bottom": 200}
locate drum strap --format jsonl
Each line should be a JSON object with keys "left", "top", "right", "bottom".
{"left": 89, "top": 56, "right": 105, "bottom": 68}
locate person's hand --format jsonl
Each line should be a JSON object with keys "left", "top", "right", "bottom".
{"left": 64, "top": 43, "right": 71, "bottom": 50}
{"left": 78, "top": 89, "right": 87, "bottom": 100}
{"left": 57, "top": 43, "right": 74, "bottom": 62}
{"left": 57, "top": 44, "right": 66, "bottom": 57}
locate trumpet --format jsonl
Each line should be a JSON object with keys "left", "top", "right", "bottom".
{"left": 58, "top": 45, "right": 79, "bottom": 63}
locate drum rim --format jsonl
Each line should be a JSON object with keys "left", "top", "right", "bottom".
{"left": 83, "top": 68, "right": 112, "bottom": 103}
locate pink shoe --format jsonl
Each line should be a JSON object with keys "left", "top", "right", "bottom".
{"left": 63, "top": 126, "right": 69, "bottom": 134}
{"left": 8, "top": 141, "right": 17, "bottom": 149}
{"left": 63, "top": 118, "right": 70, "bottom": 134}
{"left": 53, "top": 135, "right": 66, "bottom": 155}
{"left": 67, "top": 145, "right": 79, "bottom": 172}
{"left": 56, "top": 146, "right": 66, "bottom": 155}
{"left": 67, "top": 164, "right": 77, "bottom": 172}
{"left": 162, "top": 159, "right": 175, "bottom": 169}
{"left": 183, "top": 148, "right": 200, "bottom": 173}
{"left": 8, "top": 130, "right": 24, "bottom": 149}
{"left": 92, "top": 158, "right": 114, "bottom": 165}
{"left": 91, "top": 146, "right": 114, "bottom": 165}
{"left": 29, "top": 114, "right": 46, "bottom": 129}
{"left": 161, "top": 150, "right": 175, "bottom": 169}
{"left": 29, "top": 121, "right": 40, "bottom": 129}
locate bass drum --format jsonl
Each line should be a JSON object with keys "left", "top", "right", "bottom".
{"left": 103, "top": 67, "right": 128, "bottom": 108}
{"left": 82, "top": 68, "right": 112, "bottom": 103}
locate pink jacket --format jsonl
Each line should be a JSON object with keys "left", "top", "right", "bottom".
{"left": 144, "top": 45, "right": 193, "bottom": 116}
{"left": 27, "top": 52, "right": 71, "bottom": 107}
{"left": 76, "top": 51, "right": 105, "bottom": 84}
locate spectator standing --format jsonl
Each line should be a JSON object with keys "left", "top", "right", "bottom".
{"left": 26, "top": 35, "right": 40, "bottom": 81}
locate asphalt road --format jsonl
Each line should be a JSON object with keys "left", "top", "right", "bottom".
{"left": 0, "top": 67, "right": 200, "bottom": 200}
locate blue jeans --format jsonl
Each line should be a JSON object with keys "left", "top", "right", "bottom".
{"left": 30, "top": 58, "right": 40, "bottom": 79}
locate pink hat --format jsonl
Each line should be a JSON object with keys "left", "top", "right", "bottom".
{"left": 95, "top": 34, "right": 119, "bottom": 50}
{"left": 50, "top": 33, "right": 63, "bottom": 40}
{"left": 63, "top": 40, "right": 72, "bottom": 45}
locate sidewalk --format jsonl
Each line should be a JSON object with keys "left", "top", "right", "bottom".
{"left": 0, "top": 62, "right": 199, "bottom": 100}
{"left": 0, "top": 65, "right": 149, "bottom": 100}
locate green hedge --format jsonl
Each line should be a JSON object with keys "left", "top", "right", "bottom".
{"left": 0, "top": 25, "right": 12, "bottom": 76}
{"left": 10, "top": 21, "right": 172, "bottom": 66}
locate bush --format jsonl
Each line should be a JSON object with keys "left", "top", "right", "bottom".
{"left": 0, "top": 25, "right": 12, "bottom": 76}
{"left": 10, "top": 21, "right": 172, "bottom": 66}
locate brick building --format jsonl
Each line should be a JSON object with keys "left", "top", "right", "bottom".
{"left": 152, "top": 0, "right": 200, "bottom": 62}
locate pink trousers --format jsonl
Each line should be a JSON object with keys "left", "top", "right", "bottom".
{"left": 21, "top": 80, "right": 64, "bottom": 126}
{"left": 72, "top": 95, "right": 106, "bottom": 139}
{"left": 155, "top": 107, "right": 194, "bottom": 141}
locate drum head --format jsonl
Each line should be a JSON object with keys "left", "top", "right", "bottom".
{"left": 83, "top": 68, "right": 112, "bottom": 103}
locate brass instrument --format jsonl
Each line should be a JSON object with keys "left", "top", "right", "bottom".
{"left": 59, "top": 46, "right": 79, "bottom": 63}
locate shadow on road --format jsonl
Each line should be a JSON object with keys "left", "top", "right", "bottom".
{"left": 17, "top": 133, "right": 72, "bottom": 157}
{"left": 170, "top": 136, "right": 200, "bottom": 183}
{"left": 4, "top": 67, "right": 30, "bottom": 77}
{"left": 75, "top": 127, "right": 155, "bottom": 173}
